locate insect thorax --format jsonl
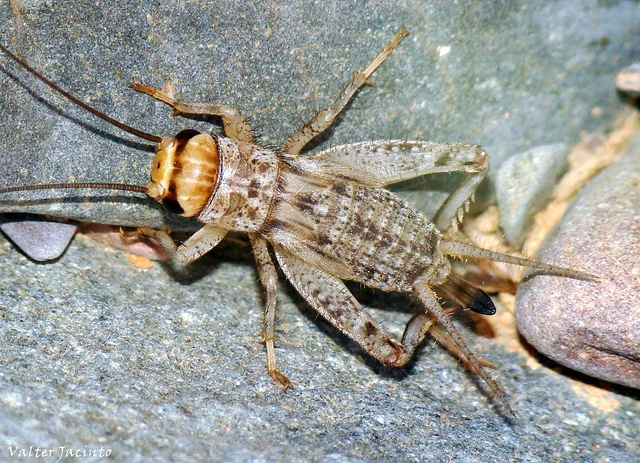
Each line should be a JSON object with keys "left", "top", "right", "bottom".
{"left": 196, "top": 137, "right": 280, "bottom": 232}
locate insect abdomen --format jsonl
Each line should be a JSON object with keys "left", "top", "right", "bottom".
{"left": 267, "top": 162, "right": 444, "bottom": 292}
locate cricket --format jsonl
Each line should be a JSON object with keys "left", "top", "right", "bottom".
{"left": 0, "top": 29, "right": 595, "bottom": 416}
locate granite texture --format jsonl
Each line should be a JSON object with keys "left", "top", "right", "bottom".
{"left": 1, "top": 1, "right": 639, "bottom": 462}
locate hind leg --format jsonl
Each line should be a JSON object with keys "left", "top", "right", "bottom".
{"left": 274, "top": 247, "right": 511, "bottom": 414}
{"left": 412, "top": 281, "right": 513, "bottom": 416}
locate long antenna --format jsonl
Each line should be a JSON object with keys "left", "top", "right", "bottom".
{"left": 0, "top": 43, "right": 164, "bottom": 143}
{"left": 0, "top": 182, "right": 148, "bottom": 195}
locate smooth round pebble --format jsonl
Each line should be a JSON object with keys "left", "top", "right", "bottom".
{"left": 616, "top": 63, "right": 640, "bottom": 97}
{"left": 0, "top": 215, "right": 77, "bottom": 261}
{"left": 516, "top": 134, "right": 640, "bottom": 389}
{"left": 496, "top": 143, "right": 569, "bottom": 247}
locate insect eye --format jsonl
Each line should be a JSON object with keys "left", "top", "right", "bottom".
{"left": 162, "top": 195, "right": 185, "bottom": 215}
{"left": 175, "top": 129, "right": 202, "bottom": 143}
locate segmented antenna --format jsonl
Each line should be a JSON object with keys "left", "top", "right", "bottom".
{"left": 0, "top": 43, "right": 164, "bottom": 143}
{"left": 0, "top": 183, "right": 148, "bottom": 195}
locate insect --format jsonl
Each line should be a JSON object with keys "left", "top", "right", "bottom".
{"left": 0, "top": 29, "right": 595, "bottom": 416}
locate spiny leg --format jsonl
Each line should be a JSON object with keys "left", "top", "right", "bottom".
{"left": 316, "top": 141, "right": 487, "bottom": 188}
{"left": 274, "top": 247, "right": 470, "bottom": 367}
{"left": 400, "top": 311, "right": 495, "bottom": 374}
{"left": 275, "top": 246, "right": 510, "bottom": 413}
{"left": 249, "top": 234, "right": 293, "bottom": 389}
{"left": 130, "top": 79, "right": 254, "bottom": 143}
{"left": 413, "top": 281, "right": 514, "bottom": 417}
{"left": 315, "top": 140, "right": 489, "bottom": 232}
{"left": 431, "top": 148, "right": 489, "bottom": 232}
{"left": 138, "top": 224, "right": 227, "bottom": 264}
{"left": 318, "top": 145, "right": 490, "bottom": 234}
{"left": 274, "top": 247, "right": 408, "bottom": 363}
{"left": 428, "top": 325, "right": 496, "bottom": 372}
{"left": 283, "top": 28, "right": 409, "bottom": 155}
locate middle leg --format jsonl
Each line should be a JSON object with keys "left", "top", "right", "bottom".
{"left": 137, "top": 224, "right": 227, "bottom": 264}
{"left": 249, "top": 234, "right": 293, "bottom": 389}
{"left": 283, "top": 28, "right": 408, "bottom": 155}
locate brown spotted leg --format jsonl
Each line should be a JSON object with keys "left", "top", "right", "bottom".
{"left": 412, "top": 281, "right": 513, "bottom": 416}
{"left": 274, "top": 247, "right": 410, "bottom": 363}
{"left": 274, "top": 249, "right": 468, "bottom": 367}
{"left": 399, "top": 314, "right": 493, "bottom": 373}
{"left": 401, "top": 311, "right": 495, "bottom": 374}
{"left": 275, "top": 247, "right": 511, "bottom": 414}
{"left": 249, "top": 234, "right": 293, "bottom": 389}
{"left": 283, "top": 28, "right": 408, "bottom": 155}
{"left": 130, "top": 79, "right": 254, "bottom": 143}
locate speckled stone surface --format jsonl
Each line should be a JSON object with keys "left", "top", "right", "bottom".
{"left": 1, "top": 0, "right": 639, "bottom": 227}
{"left": 517, "top": 134, "right": 640, "bottom": 390}
{"left": 2, "top": 233, "right": 640, "bottom": 462}
{"left": 1, "top": 1, "right": 640, "bottom": 462}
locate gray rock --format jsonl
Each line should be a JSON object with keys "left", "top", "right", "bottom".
{"left": 517, "top": 133, "right": 640, "bottom": 389}
{"left": 1, "top": 0, "right": 638, "bottom": 228}
{"left": 496, "top": 143, "right": 569, "bottom": 246}
{"left": 1, "top": 1, "right": 640, "bottom": 462}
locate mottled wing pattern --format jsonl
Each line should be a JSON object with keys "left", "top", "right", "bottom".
{"left": 267, "top": 160, "right": 442, "bottom": 292}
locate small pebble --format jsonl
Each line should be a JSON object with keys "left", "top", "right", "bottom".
{"left": 0, "top": 216, "right": 77, "bottom": 261}
{"left": 616, "top": 63, "right": 640, "bottom": 98}
{"left": 496, "top": 143, "right": 569, "bottom": 247}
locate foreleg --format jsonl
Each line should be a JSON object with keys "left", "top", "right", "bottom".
{"left": 138, "top": 224, "right": 227, "bottom": 264}
{"left": 130, "top": 79, "right": 253, "bottom": 143}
